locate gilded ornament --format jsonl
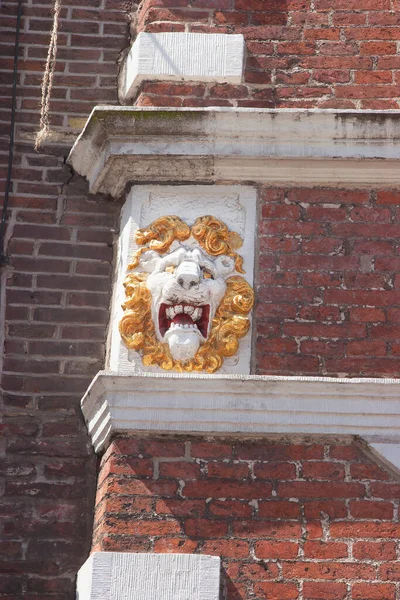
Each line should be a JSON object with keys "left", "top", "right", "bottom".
{"left": 119, "top": 215, "right": 254, "bottom": 373}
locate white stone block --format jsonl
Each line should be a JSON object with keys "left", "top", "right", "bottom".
{"left": 108, "top": 185, "right": 257, "bottom": 375}
{"left": 77, "top": 552, "right": 220, "bottom": 600}
{"left": 119, "top": 32, "right": 245, "bottom": 101}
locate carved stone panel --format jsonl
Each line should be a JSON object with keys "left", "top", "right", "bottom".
{"left": 108, "top": 185, "right": 257, "bottom": 375}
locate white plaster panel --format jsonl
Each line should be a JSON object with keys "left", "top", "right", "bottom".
{"left": 76, "top": 552, "right": 220, "bottom": 600}
{"left": 120, "top": 32, "right": 245, "bottom": 101}
{"left": 108, "top": 185, "right": 257, "bottom": 376}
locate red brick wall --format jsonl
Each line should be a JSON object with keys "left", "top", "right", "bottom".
{"left": 256, "top": 187, "right": 400, "bottom": 377}
{"left": 0, "top": 1, "right": 130, "bottom": 597}
{"left": 135, "top": 0, "right": 400, "bottom": 109}
{"left": 94, "top": 435, "right": 400, "bottom": 600}
{"left": 2, "top": 0, "right": 400, "bottom": 598}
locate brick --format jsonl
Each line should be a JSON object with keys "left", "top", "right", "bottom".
{"left": 108, "top": 438, "right": 141, "bottom": 456}
{"left": 255, "top": 540, "right": 299, "bottom": 559}
{"left": 349, "top": 500, "right": 393, "bottom": 519}
{"left": 302, "top": 462, "right": 345, "bottom": 480}
{"left": 303, "top": 541, "right": 348, "bottom": 560}
{"left": 105, "top": 477, "right": 178, "bottom": 497}
{"left": 96, "top": 497, "right": 153, "bottom": 520}
{"left": 99, "top": 456, "right": 153, "bottom": 480}
{"left": 329, "top": 445, "right": 366, "bottom": 460}
{"left": 369, "top": 482, "right": 400, "bottom": 498}
{"left": 183, "top": 480, "right": 272, "bottom": 499}
{"left": 347, "top": 340, "right": 387, "bottom": 357}
{"left": 283, "top": 562, "right": 376, "bottom": 580}
{"left": 253, "top": 582, "right": 299, "bottom": 600}
{"left": 96, "top": 535, "right": 152, "bottom": 553}
{"left": 278, "top": 481, "right": 365, "bottom": 499}
{"left": 208, "top": 499, "right": 252, "bottom": 518}
{"left": 302, "top": 582, "right": 347, "bottom": 600}
{"left": 159, "top": 461, "right": 201, "bottom": 479}
{"left": 350, "top": 463, "right": 390, "bottom": 480}
{"left": 202, "top": 539, "right": 249, "bottom": 558}
{"left": 142, "top": 440, "right": 186, "bottom": 457}
{"left": 153, "top": 499, "right": 204, "bottom": 517}
{"left": 353, "top": 541, "right": 397, "bottom": 561}
{"left": 240, "top": 562, "right": 280, "bottom": 580}
{"left": 106, "top": 517, "right": 182, "bottom": 536}
{"left": 233, "top": 520, "right": 301, "bottom": 538}
{"left": 352, "top": 583, "right": 395, "bottom": 600}
{"left": 377, "top": 190, "right": 400, "bottom": 204}
{"left": 350, "top": 308, "right": 386, "bottom": 323}
{"left": 258, "top": 500, "right": 301, "bottom": 519}
{"left": 235, "top": 443, "right": 324, "bottom": 461}
{"left": 207, "top": 462, "right": 250, "bottom": 479}
{"left": 184, "top": 519, "right": 228, "bottom": 538}
{"left": 330, "top": 522, "right": 400, "bottom": 539}
{"left": 254, "top": 462, "right": 296, "bottom": 480}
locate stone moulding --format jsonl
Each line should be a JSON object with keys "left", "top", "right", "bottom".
{"left": 81, "top": 371, "right": 400, "bottom": 473}
{"left": 67, "top": 107, "right": 400, "bottom": 198}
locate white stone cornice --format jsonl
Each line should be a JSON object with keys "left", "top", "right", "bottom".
{"left": 81, "top": 371, "right": 400, "bottom": 456}
{"left": 67, "top": 107, "right": 400, "bottom": 197}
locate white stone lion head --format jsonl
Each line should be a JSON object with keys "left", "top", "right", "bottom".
{"left": 119, "top": 215, "right": 254, "bottom": 373}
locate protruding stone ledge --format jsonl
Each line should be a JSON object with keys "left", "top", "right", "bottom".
{"left": 77, "top": 552, "right": 220, "bottom": 600}
{"left": 67, "top": 107, "right": 400, "bottom": 198}
{"left": 81, "top": 371, "right": 400, "bottom": 474}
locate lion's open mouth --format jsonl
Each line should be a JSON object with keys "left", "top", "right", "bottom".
{"left": 159, "top": 303, "right": 210, "bottom": 339}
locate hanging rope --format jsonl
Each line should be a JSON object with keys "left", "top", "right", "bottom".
{"left": 35, "top": 0, "right": 61, "bottom": 150}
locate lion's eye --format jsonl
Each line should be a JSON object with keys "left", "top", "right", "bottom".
{"left": 165, "top": 265, "right": 175, "bottom": 273}
{"left": 203, "top": 270, "right": 213, "bottom": 279}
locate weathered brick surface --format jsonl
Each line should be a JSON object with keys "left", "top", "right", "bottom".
{"left": 134, "top": 0, "right": 400, "bottom": 108}
{"left": 94, "top": 436, "right": 400, "bottom": 600}
{"left": 2, "top": 0, "right": 400, "bottom": 598}
{"left": 0, "top": 0, "right": 130, "bottom": 597}
{"left": 256, "top": 187, "right": 400, "bottom": 377}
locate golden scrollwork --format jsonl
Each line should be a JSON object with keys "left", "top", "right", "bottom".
{"left": 119, "top": 215, "right": 254, "bottom": 373}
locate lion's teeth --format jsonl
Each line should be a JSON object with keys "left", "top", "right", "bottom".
{"left": 192, "top": 308, "right": 202, "bottom": 322}
{"left": 166, "top": 307, "right": 174, "bottom": 320}
{"left": 175, "top": 305, "right": 183, "bottom": 314}
{"left": 184, "top": 306, "right": 194, "bottom": 315}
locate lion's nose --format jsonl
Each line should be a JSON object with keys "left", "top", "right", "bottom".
{"left": 175, "top": 261, "right": 200, "bottom": 290}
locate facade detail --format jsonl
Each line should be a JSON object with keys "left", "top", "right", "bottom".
{"left": 119, "top": 215, "right": 254, "bottom": 372}
{"left": 119, "top": 32, "right": 245, "bottom": 102}
{"left": 3, "top": 2, "right": 400, "bottom": 600}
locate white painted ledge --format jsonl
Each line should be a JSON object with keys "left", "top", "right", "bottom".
{"left": 81, "top": 371, "right": 400, "bottom": 455}
{"left": 119, "top": 33, "right": 245, "bottom": 102}
{"left": 77, "top": 552, "right": 220, "bottom": 600}
{"left": 67, "top": 107, "right": 400, "bottom": 197}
